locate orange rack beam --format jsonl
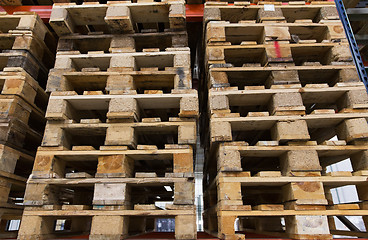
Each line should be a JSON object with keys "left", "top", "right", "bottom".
{"left": 0, "top": 4, "right": 203, "bottom": 22}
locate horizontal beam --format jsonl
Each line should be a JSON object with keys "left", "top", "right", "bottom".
{"left": 356, "top": 34, "right": 368, "bottom": 44}
{"left": 23, "top": 209, "right": 194, "bottom": 216}
{"left": 0, "top": 4, "right": 204, "bottom": 23}
{"left": 347, "top": 7, "right": 368, "bottom": 21}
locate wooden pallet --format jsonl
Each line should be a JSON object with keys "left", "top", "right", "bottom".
{"left": 205, "top": 43, "right": 353, "bottom": 70}
{"left": 50, "top": 1, "right": 186, "bottom": 36}
{"left": 207, "top": 85, "right": 368, "bottom": 118}
{"left": 0, "top": 95, "right": 45, "bottom": 155}
{"left": 0, "top": 12, "right": 55, "bottom": 44}
{"left": 31, "top": 144, "right": 194, "bottom": 178}
{"left": 206, "top": 65, "right": 360, "bottom": 89}
{"left": 0, "top": 118, "right": 43, "bottom": 154}
{"left": 204, "top": 2, "right": 339, "bottom": 24}
{"left": 0, "top": 51, "right": 50, "bottom": 85}
{"left": 204, "top": 173, "right": 368, "bottom": 212}
{"left": 0, "top": 145, "right": 32, "bottom": 207}
{"left": 0, "top": 94, "right": 45, "bottom": 154}
{"left": 18, "top": 208, "right": 196, "bottom": 240}
{"left": 0, "top": 69, "right": 49, "bottom": 111}
{"left": 0, "top": 33, "right": 55, "bottom": 68}
{"left": 47, "top": 49, "right": 192, "bottom": 93}
{"left": 42, "top": 119, "right": 197, "bottom": 150}
{"left": 57, "top": 31, "right": 188, "bottom": 53}
{"left": 204, "top": 142, "right": 368, "bottom": 180}
{"left": 208, "top": 113, "right": 368, "bottom": 147}
{"left": 46, "top": 90, "right": 199, "bottom": 122}
{"left": 24, "top": 176, "right": 195, "bottom": 206}
{"left": 205, "top": 21, "right": 346, "bottom": 46}
{"left": 0, "top": 94, "right": 46, "bottom": 131}
{"left": 47, "top": 69, "right": 192, "bottom": 94}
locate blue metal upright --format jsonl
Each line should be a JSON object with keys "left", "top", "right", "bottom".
{"left": 334, "top": 0, "right": 368, "bottom": 93}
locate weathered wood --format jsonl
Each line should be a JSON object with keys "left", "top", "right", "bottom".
{"left": 46, "top": 92, "right": 198, "bottom": 122}
{"left": 50, "top": 2, "right": 186, "bottom": 36}
{"left": 57, "top": 31, "right": 188, "bottom": 53}
{"left": 204, "top": 4, "right": 339, "bottom": 24}
{"left": 47, "top": 50, "right": 192, "bottom": 94}
{"left": 206, "top": 21, "right": 345, "bottom": 45}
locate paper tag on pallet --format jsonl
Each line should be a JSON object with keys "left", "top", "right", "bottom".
{"left": 264, "top": 4, "right": 275, "bottom": 11}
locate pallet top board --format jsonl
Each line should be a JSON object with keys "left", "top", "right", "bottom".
{"left": 43, "top": 121, "right": 196, "bottom": 134}
{"left": 22, "top": 209, "right": 194, "bottom": 216}
{"left": 217, "top": 174, "right": 368, "bottom": 187}
{"left": 27, "top": 177, "right": 192, "bottom": 186}
{"left": 206, "top": 208, "right": 368, "bottom": 217}
{"left": 36, "top": 146, "right": 192, "bottom": 160}
{"left": 49, "top": 92, "right": 197, "bottom": 110}
{"left": 209, "top": 65, "right": 355, "bottom": 71}
{"left": 211, "top": 112, "right": 368, "bottom": 130}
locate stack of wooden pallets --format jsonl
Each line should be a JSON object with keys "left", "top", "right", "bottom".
{"left": 0, "top": 12, "right": 55, "bottom": 238}
{"left": 17, "top": 1, "right": 198, "bottom": 239}
{"left": 202, "top": 1, "right": 368, "bottom": 239}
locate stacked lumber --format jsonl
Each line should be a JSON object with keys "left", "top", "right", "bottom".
{"left": 17, "top": 1, "right": 198, "bottom": 239}
{"left": 202, "top": 1, "right": 368, "bottom": 239}
{"left": 0, "top": 12, "right": 56, "bottom": 238}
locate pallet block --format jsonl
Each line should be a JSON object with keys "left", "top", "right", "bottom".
{"left": 90, "top": 215, "right": 129, "bottom": 240}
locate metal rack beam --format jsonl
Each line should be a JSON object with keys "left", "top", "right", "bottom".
{"left": 0, "top": 4, "right": 204, "bottom": 22}
{"left": 335, "top": 0, "right": 368, "bottom": 92}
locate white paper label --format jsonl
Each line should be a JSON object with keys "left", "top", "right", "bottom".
{"left": 264, "top": 4, "right": 275, "bottom": 11}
